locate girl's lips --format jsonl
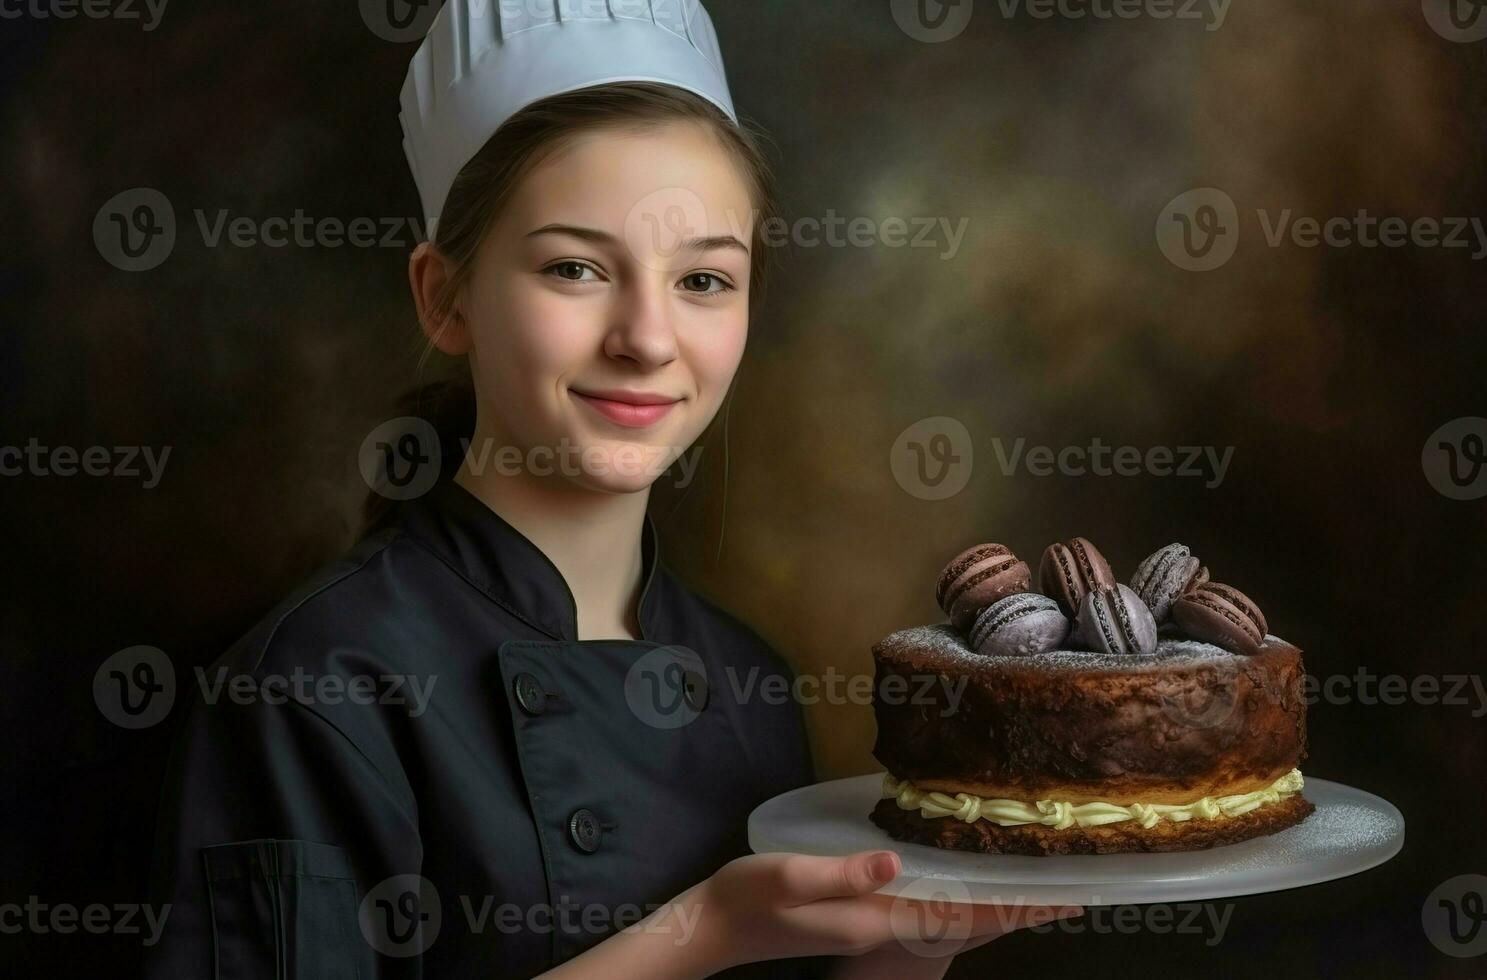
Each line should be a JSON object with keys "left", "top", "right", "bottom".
{"left": 570, "top": 390, "right": 680, "bottom": 428}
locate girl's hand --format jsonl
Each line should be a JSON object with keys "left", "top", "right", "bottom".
{"left": 687, "top": 849, "right": 1083, "bottom": 973}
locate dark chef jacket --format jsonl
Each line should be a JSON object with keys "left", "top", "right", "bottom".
{"left": 145, "top": 479, "right": 826, "bottom": 979}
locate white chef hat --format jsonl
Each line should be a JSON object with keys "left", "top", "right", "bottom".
{"left": 399, "top": 0, "right": 738, "bottom": 240}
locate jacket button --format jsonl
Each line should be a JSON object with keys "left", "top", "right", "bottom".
{"left": 513, "top": 673, "right": 547, "bottom": 716}
{"left": 683, "top": 668, "right": 708, "bottom": 712}
{"left": 568, "top": 808, "right": 603, "bottom": 853}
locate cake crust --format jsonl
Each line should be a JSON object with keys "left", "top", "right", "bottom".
{"left": 871, "top": 624, "right": 1309, "bottom": 805}
{"left": 870, "top": 792, "right": 1316, "bottom": 855}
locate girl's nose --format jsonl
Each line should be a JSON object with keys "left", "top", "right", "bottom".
{"left": 602, "top": 278, "right": 679, "bottom": 368}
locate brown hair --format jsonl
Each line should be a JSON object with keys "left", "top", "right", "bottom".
{"left": 361, "top": 82, "right": 781, "bottom": 538}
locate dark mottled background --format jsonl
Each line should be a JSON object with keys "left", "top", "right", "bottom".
{"left": 2, "top": 0, "right": 1485, "bottom": 976}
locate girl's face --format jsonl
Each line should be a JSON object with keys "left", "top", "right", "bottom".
{"left": 453, "top": 121, "right": 754, "bottom": 495}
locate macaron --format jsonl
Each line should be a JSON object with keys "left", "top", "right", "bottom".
{"left": 1039, "top": 537, "right": 1117, "bottom": 618}
{"left": 1130, "top": 543, "right": 1206, "bottom": 623}
{"left": 969, "top": 593, "right": 1071, "bottom": 657}
{"left": 936, "top": 543, "right": 1031, "bottom": 633}
{"left": 1076, "top": 584, "right": 1159, "bottom": 656}
{"left": 1171, "top": 582, "right": 1269, "bottom": 655}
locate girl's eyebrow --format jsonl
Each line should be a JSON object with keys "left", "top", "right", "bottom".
{"left": 525, "top": 223, "right": 749, "bottom": 254}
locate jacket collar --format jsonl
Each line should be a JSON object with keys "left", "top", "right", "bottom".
{"left": 400, "top": 478, "right": 664, "bottom": 643}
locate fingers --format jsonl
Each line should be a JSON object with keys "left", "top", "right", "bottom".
{"left": 775, "top": 850, "right": 901, "bottom": 905}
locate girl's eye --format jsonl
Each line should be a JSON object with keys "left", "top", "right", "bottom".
{"left": 680, "top": 272, "right": 736, "bottom": 294}
{"left": 545, "top": 261, "right": 602, "bottom": 282}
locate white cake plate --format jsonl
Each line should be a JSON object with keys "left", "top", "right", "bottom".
{"left": 748, "top": 773, "right": 1403, "bottom": 906}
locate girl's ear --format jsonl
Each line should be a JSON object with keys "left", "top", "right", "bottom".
{"left": 408, "top": 241, "right": 472, "bottom": 355}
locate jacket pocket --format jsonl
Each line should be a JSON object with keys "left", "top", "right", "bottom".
{"left": 202, "top": 838, "right": 363, "bottom": 980}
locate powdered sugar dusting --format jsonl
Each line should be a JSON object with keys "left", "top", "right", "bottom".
{"left": 874, "top": 621, "right": 1275, "bottom": 673}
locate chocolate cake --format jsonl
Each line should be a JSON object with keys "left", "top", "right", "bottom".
{"left": 870, "top": 539, "right": 1314, "bottom": 855}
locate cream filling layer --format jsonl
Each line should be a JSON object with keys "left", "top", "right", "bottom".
{"left": 882, "top": 769, "right": 1304, "bottom": 831}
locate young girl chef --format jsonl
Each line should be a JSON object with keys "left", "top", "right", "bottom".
{"left": 145, "top": 3, "right": 1077, "bottom": 977}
